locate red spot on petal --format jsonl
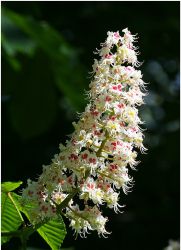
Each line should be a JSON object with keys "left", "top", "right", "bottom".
{"left": 89, "top": 158, "right": 96, "bottom": 164}
{"left": 94, "top": 130, "right": 101, "bottom": 136}
{"left": 112, "top": 86, "right": 117, "bottom": 90}
{"left": 118, "top": 84, "right": 122, "bottom": 91}
{"left": 105, "top": 96, "right": 112, "bottom": 102}
{"left": 110, "top": 115, "right": 116, "bottom": 121}
{"left": 118, "top": 103, "right": 124, "bottom": 109}
{"left": 105, "top": 54, "right": 112, "bottom": 59}
{"left": 69, "top": 154, "right": 78, "bottom": 161}
{"left": 91, "top": 110, "right": 99, "bottom": 116}
{"left": 81, "top": 153, "right": 88, "bottom": 160}
{"left": 120, "top": 122, "right": 126, "bottom": 127}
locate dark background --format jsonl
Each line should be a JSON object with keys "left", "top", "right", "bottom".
{"left": 1, "top": 1, "right": 180, "bottom": 250}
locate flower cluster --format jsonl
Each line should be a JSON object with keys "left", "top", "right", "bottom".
{"left": 164, "top": 240, "right": 180, "bottom": 250}
{"left": 22, "top": 28, "right": 147, "bottom": 237}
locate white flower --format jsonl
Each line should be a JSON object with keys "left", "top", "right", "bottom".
{"left": 164, "top": 240, "right": 180, "bottom": 250}
{"left": 106, "top": 31, "right": 120, "bottom": 47}
{"left": 80, "top": 178, "right": 104, "bottom": 204}
{"left": 51, "top": 192, "right": 67, "bottom": 205}
{"left": 22, "top": 28, "right": 147, "bottom": 237}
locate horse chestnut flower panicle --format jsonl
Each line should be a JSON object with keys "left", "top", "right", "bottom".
{"left": 22, "top": 28, "right": 147, "bottom": 237}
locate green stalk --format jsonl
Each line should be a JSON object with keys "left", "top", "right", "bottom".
{"left": 96, "top": 130, "right": 109, "bottom": 157}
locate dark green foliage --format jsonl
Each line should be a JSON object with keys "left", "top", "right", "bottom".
{"left": 2, "top": 8, "right": 86, "bottom": 139}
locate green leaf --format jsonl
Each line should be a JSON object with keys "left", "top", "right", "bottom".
{"left": 11, "top": 192, "right": 33, "bottom": 220}
{"left": 2, "top": 8, "right": 68, "bottom": 61}
{"left": 1, "top": 181, "right": 23, "bottom": 192}
{"left": 3, "top": 7, "right": 86, "bottom": 111}
{"left": 12, "top": 194, "right": 67, "bottom": 250}
{"left": 37, "top": 216, "right": 66, "bottom": 250}
{"left": 1, "top": 191, "right": 23, "bottom": 244}
{"left": 1, "top": 14, "right": 36, "bottom": 58}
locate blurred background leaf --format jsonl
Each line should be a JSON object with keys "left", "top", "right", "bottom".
{"left": 2, "top": 8, "right": 87, "bottom": 139}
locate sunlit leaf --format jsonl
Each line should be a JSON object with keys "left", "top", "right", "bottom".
{"left": 1, "top": 187, "right": 23, "bottom": 244}
{"left": 1, "top": 181, "right": 22, "bottom": 192}
{"left": 12, "top": 193, "right": 67, "bottom": 250}
{"left": 37, "top": 216, "right": 66, "bottom": 250}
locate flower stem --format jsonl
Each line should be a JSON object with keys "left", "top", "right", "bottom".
{"left": 96, "top": 130, "right": 109, "bottom": 157}
{"left": 56, "top": 188, "right": 79, "bottom": 212}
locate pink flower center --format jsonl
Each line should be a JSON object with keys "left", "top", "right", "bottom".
{"left": 105, "top": 96, "right": 112, "bottom": 102}
{"left": 89, "top": 158, "right": 96, "bottom": 164}
{"left": 69, "top": 154, "right": 78, "bottom": 161}
{"left": 105, "top": 54, "right": 112, "bottom": 59}
{"left": 81, "top": 153, "right": 88, "bottom": 160}
{"left": 91, "top": 110, "right": 99, "bottom": 116}
{"left": 118, "top": 103, "right": 124, "bottom": 109}
{"left": 87, "top": 183, "right": 94, "bottom": 189}
{"left": 114, "top": 32, "right": 120, "bottom": 38}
